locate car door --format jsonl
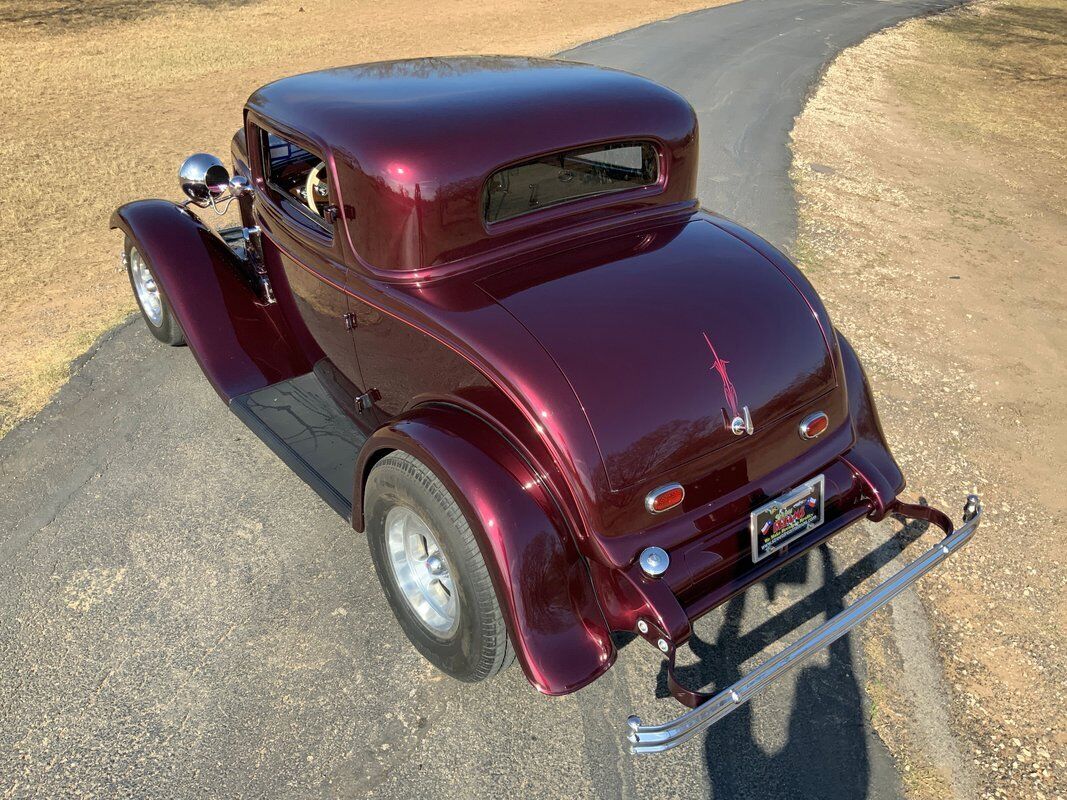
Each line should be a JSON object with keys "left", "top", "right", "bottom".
{"left": 251, "top": 125, "right": 366, "bottom": 400}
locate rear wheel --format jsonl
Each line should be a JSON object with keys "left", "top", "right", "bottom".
{"left": 365, "top": 451, "right": 514, "bottom": 682}
{"left": 125, "top": 237, "right": 185, "bottom": 346}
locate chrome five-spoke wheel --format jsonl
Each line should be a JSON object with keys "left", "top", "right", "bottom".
{"left": 365, "top": 452, "right": 513, "bottom": 681}
{"left": 130, "top": 247, "right": 163, "bottom": 327}
{"left": 385, "top": 505, "right": 458, "bottom": 636}
{"left": 123, "top": 237, "right": 185, "bottom": 346}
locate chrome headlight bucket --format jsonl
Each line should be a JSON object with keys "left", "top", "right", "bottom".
{"left": 178, "top": 153, "right": 231, "bottom": 207}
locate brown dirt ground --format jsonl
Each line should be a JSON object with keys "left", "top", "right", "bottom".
{"left": 0, "top": 0, "right": 728, "bottom": 435}
{"left": 791, "top": 1, "right": 1066, "bottom": 798}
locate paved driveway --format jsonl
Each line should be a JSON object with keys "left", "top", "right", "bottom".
{"left": 1, "top": 0, "right": 959, "bottom": 796}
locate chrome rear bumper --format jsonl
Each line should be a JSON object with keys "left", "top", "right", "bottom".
{"left": 626, "top": 494, "right": 981, "bottom": 754}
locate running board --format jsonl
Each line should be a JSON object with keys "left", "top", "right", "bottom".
{"left": 229, "top": 372, "right": 366, "bottom": 520}
{"left": 626, "top": 495, "right": 982, "bottom": 754}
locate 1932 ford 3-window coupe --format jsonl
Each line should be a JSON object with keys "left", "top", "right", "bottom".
{"left": 112, "top": 57, "right": 981, "bottom": 753}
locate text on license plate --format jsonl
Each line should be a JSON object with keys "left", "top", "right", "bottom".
{"left": 749, "top": 475, "right": 825, "bottom": 562}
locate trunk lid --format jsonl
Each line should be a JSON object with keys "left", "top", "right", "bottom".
{"left": 479, "top": 219, "right": 836, "bottom": 490}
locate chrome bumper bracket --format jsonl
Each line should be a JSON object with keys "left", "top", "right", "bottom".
{"left": 626, "top": 494, "right": 982, "bottom": 754}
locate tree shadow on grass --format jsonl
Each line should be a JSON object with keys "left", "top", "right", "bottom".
{"left": 0, "top": 0, "right": 258, "bottom": 32}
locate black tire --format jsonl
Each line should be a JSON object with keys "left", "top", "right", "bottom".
{"left": 365, "top": 451, "right": 514, "bottom": 682}
{"left": 124, "top": 237, "right": 185, "bottom": 346}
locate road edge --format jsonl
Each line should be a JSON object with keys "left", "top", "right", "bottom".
{"left": 787, "top": 8, "right": 980, "bottom": 798}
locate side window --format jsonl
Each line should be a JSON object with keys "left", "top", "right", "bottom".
{"left": 260, "top": 130, "right": 332, "bottom": 232}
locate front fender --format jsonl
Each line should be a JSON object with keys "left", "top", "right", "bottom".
{"left": 355, "top": 405, "right": 615, "bottom": 695}
{"left": 110, "top": 200, "right": 310, "bottom": 401}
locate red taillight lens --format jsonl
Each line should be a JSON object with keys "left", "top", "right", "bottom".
{"left": 800, "top": 412, "right": 829, "bottom": 439}
{"left": 646, "top": 484, "right": 684, "bottom": 514}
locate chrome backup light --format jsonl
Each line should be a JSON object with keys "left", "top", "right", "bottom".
{"left": 639, "top": 546, "right": 670, "bottom": 577}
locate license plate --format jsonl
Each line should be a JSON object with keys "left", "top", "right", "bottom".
{"left": 749, "top": 475, "right": 825, "bottom": 562}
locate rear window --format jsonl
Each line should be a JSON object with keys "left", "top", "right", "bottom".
{"left": 484, "top": 141, "right": 659, "bottom": 224}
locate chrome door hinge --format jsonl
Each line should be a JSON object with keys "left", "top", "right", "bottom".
{"left": 355, "top": 388, "right": 380, "bottom": 413}
{"left": 243, "top": 225, "right": 276, "bottom": 306}
{"left": 342, "top": 312, "right": 357, "bottom": 330}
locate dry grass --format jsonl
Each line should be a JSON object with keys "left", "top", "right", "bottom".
{"left": 0, "top": 0, "right": 728, "bottom": 434}
{"left": 791, "top": 2, "right": 1066, "bottom": 798}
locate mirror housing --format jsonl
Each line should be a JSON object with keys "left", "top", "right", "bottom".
{"left": 179, "top": 153, "right": 231, "bottom": 207}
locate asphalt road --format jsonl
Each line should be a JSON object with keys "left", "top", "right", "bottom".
{"left": 1, "top": 1, "right": 961, "bottom": 797}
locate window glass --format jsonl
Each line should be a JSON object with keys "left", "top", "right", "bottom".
{"left": 262, "top": 131, "right": 331, "bottom": 224}
{"left": 484, "top": 141, "right": 658, "bottom": 223}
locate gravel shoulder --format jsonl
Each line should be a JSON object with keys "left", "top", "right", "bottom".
{"left": 791, "top": 2, "right": 1066, "bottom": 797}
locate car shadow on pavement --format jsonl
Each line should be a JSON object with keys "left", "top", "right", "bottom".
{"left": 655, "top": 513, "right": 933, "bottom": 799}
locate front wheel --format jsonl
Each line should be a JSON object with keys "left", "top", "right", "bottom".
{"left": 365, "top": 451, "right": 514, "bottom": 682}
{"left": 124, "top": 237, "right": 185, "bottom": 346}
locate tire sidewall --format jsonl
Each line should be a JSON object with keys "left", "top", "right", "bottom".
{"left": 365, "top": 454, "right": 497, "bottom": 681}
{"left": 124, "top": 238, "right": 184, "bottom": 346}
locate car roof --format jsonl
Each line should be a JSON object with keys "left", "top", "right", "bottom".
{"left": 246, "top": 57, "right": 699, "bottom": 273}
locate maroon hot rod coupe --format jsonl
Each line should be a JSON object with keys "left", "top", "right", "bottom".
{"left": 111, "top": 57, "right": 981, "bottom": 753}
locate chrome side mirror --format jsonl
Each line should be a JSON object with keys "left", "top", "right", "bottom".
{"left": 179, "top": 153, "right": 231, "bottom": 207}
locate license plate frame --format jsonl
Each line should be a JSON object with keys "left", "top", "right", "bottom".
{"left": 749, "top": 474, "right": 826, "bottom": 563}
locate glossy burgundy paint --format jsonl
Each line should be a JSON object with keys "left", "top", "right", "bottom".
{"left": 114, "top": 57, "right": 912, "bottom": 697}
{"left": 355, "top": 405, "right": 615, "bottom": 694}
{"left": 110, "top": 201, "right": 311, "bottom": 400}
{"left": 246, "top": 57, "right": 698, "bottom": 275}
{"left": 477, "top": 218, "right": 837, "bottom": 492}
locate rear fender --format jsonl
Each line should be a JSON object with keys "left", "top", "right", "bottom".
{"left": 354, "top": 405, "right": 615, "bottom": 695}
{"left": 837, "top": 330, "right": 905, "bottom": 518}
{"left": 110, "top": 200, "right": 311, "bottom": 400}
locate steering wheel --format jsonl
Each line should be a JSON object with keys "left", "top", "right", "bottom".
{"left": 305, "top": 161, "right": 329, "bottom": 216}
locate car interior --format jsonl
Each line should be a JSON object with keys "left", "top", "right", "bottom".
{"left": 263, "top": 132, "right": 331, "bottom": 226}
{"left": 484, "top": 140, "right": 658, "bottom": 223}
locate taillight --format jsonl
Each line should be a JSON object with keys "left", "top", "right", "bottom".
{"left": 799, "top": 412, "right": 829, "bottom": 440}
{"left": 645, "top": 483, "right": 684, "bottom": 514}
